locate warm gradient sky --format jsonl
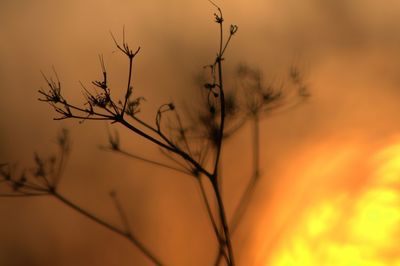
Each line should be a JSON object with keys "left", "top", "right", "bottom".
{"left": 1, "top": 0, "right": 400, "bottom": 265}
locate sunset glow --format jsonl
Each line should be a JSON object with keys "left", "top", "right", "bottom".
{"left": 258, "top": 140, "right": 400, "bottom": 266}
{"left": 2, "top": 1, "right": 400, "bottom": 265}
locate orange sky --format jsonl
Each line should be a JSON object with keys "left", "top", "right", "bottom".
{"left": 1, "top": 0, "right": 400, "bottom": 265}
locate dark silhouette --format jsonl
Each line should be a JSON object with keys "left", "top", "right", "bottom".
{"left": 0, "top": 3, "right": 308, "bottom": 265}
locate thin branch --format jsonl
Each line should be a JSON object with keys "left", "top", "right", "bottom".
{"left": 132, "top": 116, "right": 159, "bottom": 135}
{"left": 231, "top": 114, "right": 260, "bottom": 231}
{"left": 159, "top": 148, "right": 194, "bottom": 174}
{"left": 214, "top": 114, "right": 261, "bottom": 266}
{"left": 119, "top": 119, "right": 213, "bottom": 179}
{"left": 208, "top": 3, "right": 236, "bottom": 264}
{"left": 101, "top": 146, "right": 192, "bottom": 176}
{"left": 52, "top": 191, "right": 163, "bottom": 266}
{"left": 174, "top": 110, "right": 194, "bottom": 157}
{"left": 198, "top": 177, "right": 224, "bottom": 244}
{"left": 0, "top": 192, "right": 48, "bottom": 197}
{"left": 110, "top": 191, "right": 132, "bottom": 236}
{"left": 211, "top": 180, "right": 234, "bottom": 266}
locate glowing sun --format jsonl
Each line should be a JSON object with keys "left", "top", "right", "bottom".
{"left": 255, "top": 138, "right": 400, "bottom": 266}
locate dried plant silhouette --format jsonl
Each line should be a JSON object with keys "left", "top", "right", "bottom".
{"left": 0, "top": 3, "right": 308, "bottom": 266}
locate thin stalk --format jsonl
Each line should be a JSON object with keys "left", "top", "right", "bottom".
{"left": 132, "top": 116, "right": 159, "bottom": 135}
{"left": 159, "top": 148, "right": 194, "bottom": 174}
{"left": 53, "top": 144, "right": 67, "bottom": 188}
{"left": 110, "top": 192, "right": 131, "bottom": 235}
{"left": 253, "top": 114, "right": 260, "bottom": 179}
{"left": 212, "top": 57, "right": 225, "bottom": 180}
{"left": 104, "top": 147, "right": 191, "bottom": 176}
{"left": 119, "top": 119, "right": 213, "bottom": 179}
{"left": 209, "top": 10, "right": 236, "bottom": 262}
{"left": 175, "top": 111, "right": 194, "bottom": 157}
{"left": 212, "top": 179, "right": 235, "bottom": 266}
{"left": 198, "top": 177, "right": 224, "bottom": 245}
{"left": 0, "top": 193, "right": 48, "bottom": 197}
{"left": 52, "top": 191, "right": 162, "bottom": 266}
{"left": 231, "top": 113, "right": 260, "bottom": 231}
{"left": 122, "top": 57, "right": 133, "bottom": 117}
{"left": 214, "top": 114, "right": 261, "bottom": 265}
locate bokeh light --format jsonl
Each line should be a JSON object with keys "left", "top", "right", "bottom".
{"left": 262, "top": 140, "right": 400, "bottom": 266}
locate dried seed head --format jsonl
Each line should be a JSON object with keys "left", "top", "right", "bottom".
{"left": 214, "top": 13, "right": 224, "bottom": 24}
{"left": 230, "top": 25, "right": 238, "bottom": 35}
{"left": 168, "top": 103, "right": 175, "bottom": 111}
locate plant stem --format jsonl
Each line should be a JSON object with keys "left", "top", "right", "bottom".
{"left": 121, "top": 57, "right": 134, "bottom": 117}
{"left": 231, "top": 113, "right": 260, "bottom": 231}
{"left": 212, "top": 180, "right": 235, "bottom": 266}
{"left": 52, "top": 191, "right": 162, "bottom": 266}
{"left": 198, "top": 178, "right": 224, "bottom": 245}
{"left": 119, "top": 119, "right": 212, "bottom": 179}
{"left": 210, "top": 12, "right": 236, "bottom": 260}
{"left": 214, "top": 114, "right": 261, "bottom": 265}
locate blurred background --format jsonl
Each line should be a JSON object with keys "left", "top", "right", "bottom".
{"left": 1, "top": 0, "right": 400, "bottom": 265}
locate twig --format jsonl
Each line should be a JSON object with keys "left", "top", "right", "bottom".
{"left": 52, "top": 191, "right": 163, "bottom": 266}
